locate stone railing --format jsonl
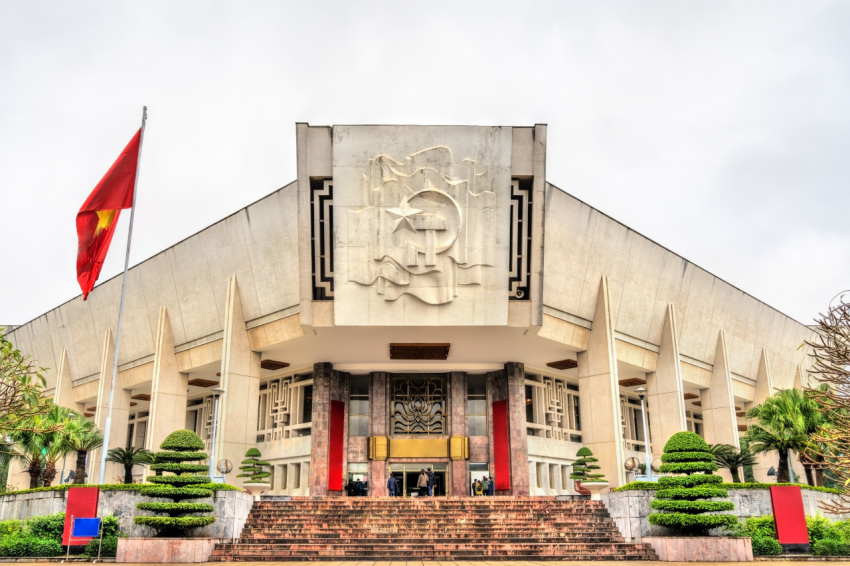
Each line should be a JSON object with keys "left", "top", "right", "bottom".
{"left": 0, "top": 488, "right": 253, "bottom": 540}
{"left": 601, "top": 488, "right": 850, "bottom": 542}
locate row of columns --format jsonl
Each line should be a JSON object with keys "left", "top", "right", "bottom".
{"left": 579, "top": 275, "right": 788, "bottom": 485}
{"left": 45, "top": 276, "right": 260, "bottom": 486}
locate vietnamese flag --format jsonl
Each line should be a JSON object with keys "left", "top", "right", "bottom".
{"left": 76, "top": 130, "right": 141, "bottom": 299}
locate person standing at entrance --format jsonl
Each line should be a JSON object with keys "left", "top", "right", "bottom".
{"left": 387, "top": 475, "right": 398, "bottom": 497}
{"left": 474, "top": 480, "right": 483, "bottom": 496}
{"left": 488, "top": 475, "right": 495, "bottom": 496}
{"left": 426, "top": 468, "right": 435, "bottom": 496}
{"left": 481, "top": 477, "right": 490, "bottom": 496}
{"left": 417, "top": 469, "right": 428, "bottom": 496}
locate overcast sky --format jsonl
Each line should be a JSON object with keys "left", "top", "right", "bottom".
{"left": 1, "top": 1, "right": 848, "bottom": 327}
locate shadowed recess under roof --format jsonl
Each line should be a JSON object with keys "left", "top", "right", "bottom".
{"left": 389, "top": 343, "right": 450, "bottom": 360}
{"left": 547, "top": 359, "right": 578, "bottom": 370}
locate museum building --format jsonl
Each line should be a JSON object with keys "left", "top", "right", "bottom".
{"left": 6, "top": 124, "right": 814, "bottom": 496}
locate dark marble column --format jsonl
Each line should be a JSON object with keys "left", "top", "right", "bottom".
{"left": 331, "top": 371, "right": 349, "bottom": 497}
{"left": 486, "top": 369, "right": 506, "bottom": 494}
{"left": 449, "top": 371, "right": 468, "bottom": 497}
{"left": 309, "top": 362, "right": 333, "bottom": 496}
{"left": 368, "top": 371, "right": 388, "bottom": 496}
{"left": 505, "top": 362, "right": 530, "bottom": 496}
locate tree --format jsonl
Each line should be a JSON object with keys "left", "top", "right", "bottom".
{"left": 106, "top": 447, "right": 154, "bottom": 484}
{"left": 569, "top": 446, "right": 607, "bottom": 483}
{"left": 237, "top": 448, "right": 270, "bottom": 483}
{"left": 0, "top": 330, "right": 55, "bottom": 435}
{"left": 709, "top": 443, "right": 758, "bottom": 483}
{"left": 803, "top": 294, "right": 850, "bottom": 512}
{"left": 134, "top": 430, "right": 215, "bottom": 535}
{"left": 745, "top": 388, "right": 822, "bottom": 484}
{"left": 61, "top": 415, "right": 103, "bottom": 484}
{"left": 2, "top": 404, "right": 72, "bottom": 488}
{"left": 648, "top": 432, "right": 737, "bottom": 534}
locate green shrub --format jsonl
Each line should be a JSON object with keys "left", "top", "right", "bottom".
{"left": 134, "top": 429, "right": 215, "bottom": 536}
{"left": 0, "top": 536, "right": 63, "bottom": 557}
{"left": 0, "top": 519, "right": 23, "bottom": 537}
{"left": 83, "top": 536, "right": 120, "bottom": 559}
{"left": 743, "top": 515, "right": 776, "bottom": 539}
{"left": 648, "top": 432, "right": 737, "bottom": 534}
{"left": 569, "top": 447, "right": 608, "bottom": 483}
{"left": 812, "top": 539, "right": 850, "bottom": 556}
{"left": 24, "top": 512, "right": 65, "bottom": 541}
{"left": 751, "top": 534, "right": 782, "bottom": 556}
{"left": 237, "top": 447, "right": 271, "bottom": 483}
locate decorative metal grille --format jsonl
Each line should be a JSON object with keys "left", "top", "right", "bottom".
{"left": 391, "top": 375, "right": 446, "bottom": 435}
{"left": 311, "top": 179, "right": 334, "bottom": 300}
{"left": 508, "top": 179, "right": 532, "bottom": 300}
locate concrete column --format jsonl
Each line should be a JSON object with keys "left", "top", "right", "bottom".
{"left": 449, "top": 371, "right": 468, "bottom": 497}
{"left": 91, "top": 330, "right": 131, "bottom": 484}
{"left": 529, "top": 124, "right": 547, "bottom": 328}
{"left": 646, "top": 304, "right": 687, "bottom": 454}
{"left": 368, "top": 371, "right": 388, "bottom": 495}
{"left": 750, "top": 348, "right": 775, "bottom": 482}
{"left": 216, "top": 276, "right": 261, "bottom": 487}
{"left": 52, "top": 348, "right": 76, "bottom": 410}
{"left": 701, "top": 329, "right": 740, "bottom": 449}
{"left": 793, "top": 364, "right": 808, "bottom": 390}
{"left": 577, "top": 276, "right": 626, "bottom": 487}
{"left": 486, "top": 369, "right": 505, "bottom": 493}
{"left": 308, "top": 362, "right": 334, "bottom": 496}
{"left": 504, "top": 362, "right": 530, "bottom": 496}
{"left": 147, "top": 306, "right": 188, "bottom": 453}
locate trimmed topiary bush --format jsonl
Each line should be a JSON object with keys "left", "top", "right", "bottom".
{"left": 237, "top": 448, "right": 270, "bottom": 483}
{"left": 648, "top": 432, "right": 737, "bottom": 534}
{"left": 134, "top": 430, "right": 215, "bottom": 536}
{"left": 570, "top": 447, "right": 608, "bottom": 483}
{"left": 751, "top": 534, "right": 783, "bottom": 556}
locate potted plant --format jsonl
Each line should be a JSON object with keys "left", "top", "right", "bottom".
{"left": 570, "top": 446, "right": 609, "bottom": 500}
{"left": 238, "top": 447, "right": 271, "bottom": 500}
{"left": 134, "top": 429, "right": 215, "bottom": 535}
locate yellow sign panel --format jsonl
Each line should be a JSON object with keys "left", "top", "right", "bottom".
{"left": 449, "top": 436, "right": 469, "bottom": 460}
{"left": 389, "top": 438, "right": 449, "bottom": 459}
{"left": 368, "top": 436, "right": 388, "bottom": 460}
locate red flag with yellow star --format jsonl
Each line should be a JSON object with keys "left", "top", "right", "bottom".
{"left": 76, "top": 130, "right": 141, "bottom": 299}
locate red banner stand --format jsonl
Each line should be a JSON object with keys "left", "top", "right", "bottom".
{"left": 492, "top": 400, "right": 512, "bottom": 491}
{"left": 327, "top": 400, "right": 345, "bottom": 492}
{"left": 62, "top": 486, "right": 100, "bottom": 545}
{"left": 770, "top": 485, "right": 810, "bottom": 554}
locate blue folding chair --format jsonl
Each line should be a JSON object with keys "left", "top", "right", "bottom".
{"left": 64, "top": 517, "right": 103, "bottom": 562}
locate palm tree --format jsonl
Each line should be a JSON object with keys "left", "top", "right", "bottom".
{"left": 35, "top": 405, "right": 73, "bottom": 486}
{"left": 746, "top": 388, "right": 825, "bottom": 485}
{"left": 106, "top": 447, "right": 154, "bottom": 484}
{"left": 709, "top": 443, "right": 758, "bottom": 483}
{"left": 3, "top": 433, "right": 44, "bottom": 489}
{"left": 61, "top": 415, "right": 103, "bottom": 484}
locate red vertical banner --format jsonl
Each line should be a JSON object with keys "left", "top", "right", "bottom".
{"left": 770, "top": 485, "right": 810, "bottom": 552}
{"left": 492, "top": 399, "right": 512, "bottom": 491}
{"left": 328, "top": 400, "right": 345, "bottom": 491}
{"left": 62, "top": 487, "right": 100, "bottom": 545}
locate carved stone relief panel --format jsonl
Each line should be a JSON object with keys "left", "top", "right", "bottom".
{"left": 333, "top": 126, "right": 512, "bottom": 326}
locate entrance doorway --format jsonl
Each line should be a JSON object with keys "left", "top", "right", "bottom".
{"left": 469, "top": 462, "right": 490, "bottom": 496}
{"left": 389, "top": 463, "right": 447, "bottom": 496}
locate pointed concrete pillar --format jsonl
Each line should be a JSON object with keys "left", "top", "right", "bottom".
{"left": 90, "top": 330, "right": 131, "bottom": 484}
{"left": 793, "top": 364, "right": 808, "bottom": 390}
{"left": 53, "top": 348, "right": 76, "bottom": 410}
{"left": 646, "top": 304, "right": 687, "bottom": 455}
{"left": 749, "top": 348, "right": 775, "bottom": 482}
{"left": 576, "top": 276, "right": 625, "bottom": 487}
{"left": 701, "top": 330, "right": 740, "bottom": 450}
{"left": 216, "top": 276, "right": 261, "bottom": 486}
{"left": 147, "top": 306, "right": 188, "bottom": 453}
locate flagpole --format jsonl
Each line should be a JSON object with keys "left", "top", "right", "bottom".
{"left": 98, "top": 107, "right": 147, "bottom": 485}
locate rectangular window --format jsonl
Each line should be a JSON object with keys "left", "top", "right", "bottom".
{"left": 467, "top": 375, "right": 487, "bottom": 436}
{"left": 279, "top": 464, "right": 287, "bottom": 491}
{"left": 303, "top": 385, "right": 313, "bottom": 424}
{"left": 349, "top": 375, "right": 370, "bottom": 437}
{"left": 572, "top": 395, "right": 581, "bottom": 431}
{"left": 293, "top": 463, "right": 301, "bottom": 489}
{"left": 535, "top": 463, "right": 543, "bottom": 488}
{"left": 525, "top": 385, "right": 535, "bottom": 423}
{"left": 126, "top": 423, "right": 134, "bottom": 448}
{"left": 562, "top": 465, "right": 569, "bottom": 490}
{"left": 549, "top": 464, "right": 557, "bottom": 489}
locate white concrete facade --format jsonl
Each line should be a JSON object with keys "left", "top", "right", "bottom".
{"left": 5, "top": 124, "right": 813, "bottom": 493}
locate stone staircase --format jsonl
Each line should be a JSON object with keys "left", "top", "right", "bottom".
{"left": 211, "top": 497, "right": 658, "bottom": 561}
